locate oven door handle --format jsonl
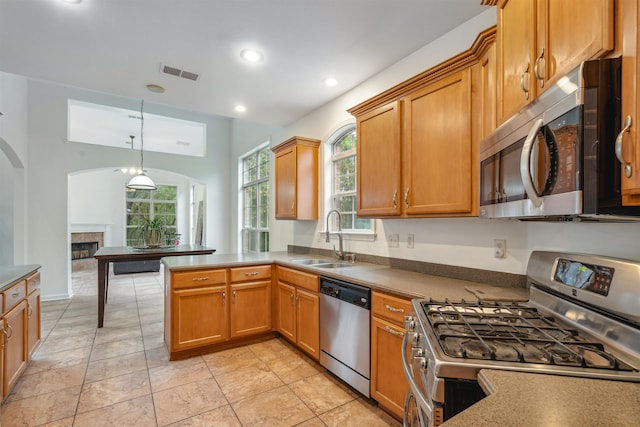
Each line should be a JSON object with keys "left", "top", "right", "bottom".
{"left": 402, "top": 333, "right": 434, "bottom": 416}
{"left": 520, "top": 118, "right": 545, "bottom": 208}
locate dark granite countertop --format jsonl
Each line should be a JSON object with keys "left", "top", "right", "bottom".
{"left": 0, "top": 264, "right": 41, "bottom": 292}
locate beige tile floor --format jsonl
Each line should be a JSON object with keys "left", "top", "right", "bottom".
{"left": 1, "top": 266, "right": 401, "bottom": 426}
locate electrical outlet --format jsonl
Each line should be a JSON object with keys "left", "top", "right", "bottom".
{"left": 494, "top": 239, "right": 507, "bottom": 258}
{"left": 388, "top": 233, "right": 399, "bottom": 248}
{"left": 407, "top": 233, "right": 415, "bottom": 248}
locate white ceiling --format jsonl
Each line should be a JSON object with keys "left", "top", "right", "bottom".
{"left": 0, "top": 0, "right": 489, "bottom": 127}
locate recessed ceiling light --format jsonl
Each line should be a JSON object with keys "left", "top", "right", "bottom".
{"left": 235, "top": 105, "right": 247, "bottom": 113}
{"left": 324, "top": 77, "right": 338, "bottom": 87}
{"left": 240, "top": 49, "right": 263, "bottom": 63}
{"left": 63, "top": 0, "right": 82, "bottom": 4}
{"left": 146, "top": 84, "right": 165, "bottom": 94}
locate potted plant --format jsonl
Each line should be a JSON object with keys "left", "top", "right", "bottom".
{"left": 139, "top": 217, "right": 165, "bottom": 248}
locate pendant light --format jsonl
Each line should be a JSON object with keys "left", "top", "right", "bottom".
{"left": 126, "top": 100, "right": 157, "bottom": 190}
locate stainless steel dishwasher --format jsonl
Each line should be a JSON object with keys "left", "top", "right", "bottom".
{"left": 319, "top": 276, "right": 371, "bottom": 397}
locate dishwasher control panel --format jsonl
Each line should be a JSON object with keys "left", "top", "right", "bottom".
{"left": 320, "top": 276, "right": 371, "bottom": 309}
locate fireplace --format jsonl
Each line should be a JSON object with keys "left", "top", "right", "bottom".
{"left": 71, "top": 241, "right": 98, "bottom": 260}
{"left": 71, "top": 231, "right": 104, "bottom": 272}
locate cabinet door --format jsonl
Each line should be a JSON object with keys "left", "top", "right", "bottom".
{"left": 277, "top": 282, "right": 296, "bottom": 341}
{"left": 371, "top": 316, "right": 408, "bottom": 419}
{"left": 275, "top": 146, "right": 297, "bottom": 219}
{"left": 230, "top": 281, "right": 271, "bottom": 338}
{"left": 472, "top": 40, "right": 497, "bottom": 144}
{"left": 404, "top": 69, "right": 475, "bottom": 216}
{"left": 296, "top": 288, "right": 320, "bottom": 360}
{"left": 27, "top": 289, "right": 41, "bottom": 359}
{"left": 3, "top": 300, "right": 27, "bottom": 397}
{"left": 356, "top": 100, "right": 403, "bottom": 217}
{"left": 171, "top": 285, "right": 227, "bottom": 351}
{"left": 620, "top": 0, "right": 640, "bottom": 204}
{"left": 539, "top": 0, "right": 614, "bottom": 89}
{"left": 497, "top": 0, "right": 536, "bottom": 124}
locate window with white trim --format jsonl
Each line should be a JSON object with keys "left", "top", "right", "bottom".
{"left": 125, "top": 185, "right": 178, "bottom": 246}
{"left": 331, "top": 127, "right": 372, "bottom": 232}
{"left": 241, "top": 146, "right": 270, "bottom": 253}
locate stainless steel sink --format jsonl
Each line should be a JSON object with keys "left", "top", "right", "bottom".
{"left": 313, "top": 262, "right": 353, "bottom": 268}
{"left": 290, "top": 258, "right": 329, "bottom": 265}
{"left": 289, "top": 259, "right": 353, "bottom": 268}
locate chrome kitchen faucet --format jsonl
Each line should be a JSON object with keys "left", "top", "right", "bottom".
{"left": 325, "top": 209, "right": 344, "bottom": 260}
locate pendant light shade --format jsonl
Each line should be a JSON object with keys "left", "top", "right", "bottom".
{"left": 126, "top": 174, "right": 157, "bottom": 190}
{"left": 127, "top": 100, "right": 157, "bottom": 190}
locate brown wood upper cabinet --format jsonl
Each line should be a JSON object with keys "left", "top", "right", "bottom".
{"left": 349, "top": 29, "right": 495, "bottom": 218}
{"left": 496, "top": 0, "right": 614, "bottom": 124}
{"left": 619, "top": 0, "right": 640, "bottom": 205}
{"left": 271, "top": 136, "right": 320, "bottom": 220}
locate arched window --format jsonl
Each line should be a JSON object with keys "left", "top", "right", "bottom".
{"left": 330, "top": 127, "right": 372, "bottom": 232}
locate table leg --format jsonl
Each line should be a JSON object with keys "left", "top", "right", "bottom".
{"left": 98, "top": 259, "right": 106, "bottom": 328}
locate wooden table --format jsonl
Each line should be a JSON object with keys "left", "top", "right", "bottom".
{"left": 93, "top": 245, "right": 215, "bottom": 327}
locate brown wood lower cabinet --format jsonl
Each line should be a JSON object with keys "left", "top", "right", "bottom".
{"left": 27, "top": 289, "right": 41, "bottom": 359}
{"left": 230, "top": 272, "right": 271, "bottom": 338}
{"left": 165, "top": 265, "right": 274, "bottom": 359}
{"left": 172, "top": 284, "right": 228, "bottom": 351}
{"left": 370, "top": 290, "right": 411, "bottom": 420}
{"left": 2, "top": 269, "right": 40, "bottom": 400}
{"left": 3, "top": 299, "right": 27, "bottom": 398}
{"left": 275, "top": 266, "right": 320, "bottom": 360}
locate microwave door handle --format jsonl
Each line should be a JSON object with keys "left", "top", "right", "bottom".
{"left": 520, "top": 118, "right": 545, "bottom": 208}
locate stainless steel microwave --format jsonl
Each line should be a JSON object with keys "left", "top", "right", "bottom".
{"left": 479, "top": 57, "right": 640, "bottom": 221}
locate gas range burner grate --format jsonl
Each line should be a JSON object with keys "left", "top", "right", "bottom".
{"left": 421, "top": 299, "right": 636, "bottom": 371}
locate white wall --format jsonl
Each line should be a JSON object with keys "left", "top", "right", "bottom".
{"left": 0, "top": 72, "right": 28, "bottom": 265}
{"left": 27, "top": 80, "right": 232, "bottom": 299}
{"left": 259, "top": 9, "right": 640, "bottom": 275}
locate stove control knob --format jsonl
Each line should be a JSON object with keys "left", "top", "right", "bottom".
{"left": 407, "top": 332, "right": 420, "bottom": 345}
{"left": 412, "top": 356, "right": 428, "bottom": 372}
{"left": 411, "top": 347, "right": 424, "bottom": 358}
{"left": 403, "top": 315, "right": 416, "bottom": 331}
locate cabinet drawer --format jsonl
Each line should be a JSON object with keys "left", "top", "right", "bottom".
{"left": 3, "top": 281, "right": 27, "bottom": 313}
{"left": 276, "top": 266, "right": 318, "bottom": 292}
{"left": 27, "top": 271, "right": 41, "bottom": 294}
{"left": 371, "top": 291, "right": 412, "bottom": 324}
{"left": 230, "top": 265, "right": 271, "bottom": 282}
{"left": 172, "top": 269, "right": 227, "bottom": 290}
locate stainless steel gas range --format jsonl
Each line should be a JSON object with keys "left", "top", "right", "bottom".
{"left": 402, "top": 251, "right": 640, "bottom": 427}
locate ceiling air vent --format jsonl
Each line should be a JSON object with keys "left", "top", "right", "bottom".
{"left": 161, "top": 64, "right": 199, "bottom": 81}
